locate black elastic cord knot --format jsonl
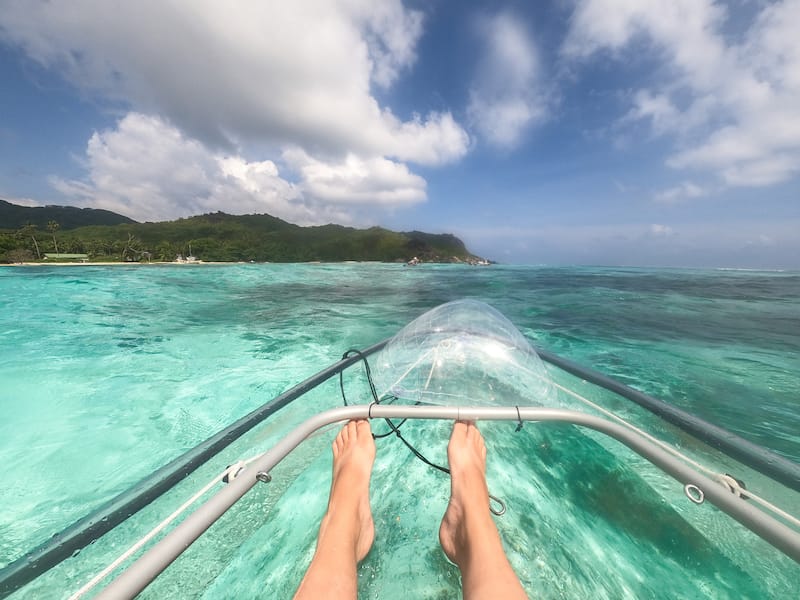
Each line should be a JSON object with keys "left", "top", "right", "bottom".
{"left": 339, "top": 348, "right": 451, "bottom": 478}
{"left": 514, "top": 405, "right": 523, "bottom": 432}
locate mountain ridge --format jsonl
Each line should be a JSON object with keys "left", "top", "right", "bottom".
{"left": 0, "top": 199, "right": 483, "bottom": 263}
{"left": 0, "top": 198, "right": 137, "bottom": 230}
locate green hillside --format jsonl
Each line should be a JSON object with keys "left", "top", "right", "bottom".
{"left": 0, "top": 203, "right": 480, "bottom": 264}
{"left": 0, "top": 198, "right": 136, "bottom": 230}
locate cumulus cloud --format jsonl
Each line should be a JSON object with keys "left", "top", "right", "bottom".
{"left": 50, "top": 113, "right": 355, "bottom": 225}
{"left": 564, "top": 0, "right": 800, "bottom": 188}
{"left": 359, "top": 0, "right": 425, "bottom": 89}
{"left": 385, "top": 111, "right": 470, "bottom": 166}
{"left": 0, "top": 0, "right": 470, "bottom": 221}
{"left": 468, "top": 12, "right": 547, "bottom": 148}
{"left": 283, "top": 148, "right": 426, "bottom": 206}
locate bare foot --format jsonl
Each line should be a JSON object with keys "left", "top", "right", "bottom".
{"left": 439, "top": 421, "right": 527, "bottom": 600}
{"left": 439, "top": 420, "right": 490, "bottom": 567}
{"left": 293, "top": 420, "right": 375, "bottom": 600}
{"left": 320, "top": 419, "right": 376, "bottom": 561}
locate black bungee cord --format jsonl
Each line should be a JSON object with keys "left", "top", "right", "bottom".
{"left": 340, "top": 349, "right": 446, "bottom": 471}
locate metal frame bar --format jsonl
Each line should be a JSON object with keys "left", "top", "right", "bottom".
{"left": 0, "top": 340, "right": 388, "bottom": 598}
{"left": 98, "top": 404, "right": 800, "bottom": 599}
{"left": 536, "top": 348, "right": 800, "bottom": 492}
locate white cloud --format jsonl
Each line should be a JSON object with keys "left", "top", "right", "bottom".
{"left": 50, "top": 113, "right": 433, "bottom": 224}
{"left": 283, "top": 148, "right": 426, "bottom": 205}
{"left": 357, "top": 0, "right": 425, "bottom": 89}
{"left": 653, "top": 181, "right": 708, "bottom": 204}
{"left": 385, "top": 111, "right": 471, "bottom": 166}
{"left": 1, "top": 196, "right": 42, "bottom": 208}
{"left": 623, "top": 91, "right": 680, "bottom": 137}
{"left": 562, "top": 0, "right": 729, "bottom": 81}
{"left": 0, "top": 0, "right": 469, "bottom": 221}
{"left": 50, "top": 113, "right": 345, "bottom": 225}
{"left": 0, "top": 0, "right": 448, "bottom": 157}
{"left": 564, "top": 0, "right": 800, "bottom": 189}
{"left": 467, "top": 12, "right": 547, "bottom": 148}
{"left": 623, "top": 90, "right": 717, "bottom": 138}
{"left": 721, "top": 154, "right": 800, "bottom": 187}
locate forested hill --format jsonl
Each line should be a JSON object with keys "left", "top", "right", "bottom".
{"left": 0, "top": 202, "right": 481, "bottom": 263}
{"left": 0, "top": 198, "right": 136, "bottom": 229}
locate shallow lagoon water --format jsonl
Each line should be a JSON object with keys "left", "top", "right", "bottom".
{"left": 0, "top": 263, "right": 798, "bottom": 597}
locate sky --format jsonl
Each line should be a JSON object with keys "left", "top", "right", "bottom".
{"left": 0, "top": 0, "right": 798, "bottom": 268}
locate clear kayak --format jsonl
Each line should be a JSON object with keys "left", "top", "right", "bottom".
{"left": 3, "top": 301, "right": 799, "bottom": 598}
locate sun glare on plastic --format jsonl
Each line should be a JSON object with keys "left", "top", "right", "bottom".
{"left": 374, "top": 300, "right": 553, "bottom": 407}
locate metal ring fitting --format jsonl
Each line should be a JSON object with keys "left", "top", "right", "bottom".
{"left": 684, "top": 483, "right": 705, "bottom": 504}
{"left": 489, "top": 494, "right": 506, "bottom": 516}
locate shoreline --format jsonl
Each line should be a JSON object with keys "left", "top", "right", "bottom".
{"left": 0, "top": 260, "right": 421, "bottom": 267}
{"left": 0, "top": 259, "right": 480, "bottom": 267}
{"left": 2, "top": 261, "right": 218, "bottom": 267}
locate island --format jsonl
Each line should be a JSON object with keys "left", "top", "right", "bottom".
{"left": 0, "top": 199, "right": 490, "bottom": 264}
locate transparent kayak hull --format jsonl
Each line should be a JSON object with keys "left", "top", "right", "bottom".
{"left": 373, "top": 299, "right": 554, "bottom": 407}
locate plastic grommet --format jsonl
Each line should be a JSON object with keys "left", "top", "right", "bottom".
{"left": 222, "top": 461, "right": 246, "bottom": 484}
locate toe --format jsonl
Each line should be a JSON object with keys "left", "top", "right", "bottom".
{"left": 355, "top": 419, "right": 370, "bottom": 439}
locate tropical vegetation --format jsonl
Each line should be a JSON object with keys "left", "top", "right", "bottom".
{"left": 0, "top": 200, "right": 481, "bottom": 264}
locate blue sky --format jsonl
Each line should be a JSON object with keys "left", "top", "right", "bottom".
{"left": 0, "top": 0, "right": 798, "bottom": 268}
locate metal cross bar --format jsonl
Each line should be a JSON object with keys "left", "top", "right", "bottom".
{"left": 97, "top": 404, "right": 800, "bottom": 599}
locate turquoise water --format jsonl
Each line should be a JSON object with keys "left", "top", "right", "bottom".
{"left": 1, "top": 263, "right": 798, "bottom": 597}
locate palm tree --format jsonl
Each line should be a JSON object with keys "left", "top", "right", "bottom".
{"left": 19, "top": 223, "right": 42, "bottom": 259}
{"left": 47, "top": 220, "right": 60, "bottom": 255}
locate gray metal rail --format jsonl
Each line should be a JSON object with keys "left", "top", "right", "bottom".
{"left": 536, "top": 348, "right": 800, "bottom": 492}
{"left": 0, "top": 340, "right": 388, "bottom": 599}
{"left": 97, "top": 404, "right": 800, "bottom": 599}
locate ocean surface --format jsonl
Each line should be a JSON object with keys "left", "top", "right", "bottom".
{"left": 0, "top": 263, "right": 798, "bottom": 598}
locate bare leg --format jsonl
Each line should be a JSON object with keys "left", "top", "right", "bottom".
{"left": 293, "top": 419, "right": 375, "bottom": 600}
{"left": 439, "top": 421, "right": 528, "bottom": 600}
